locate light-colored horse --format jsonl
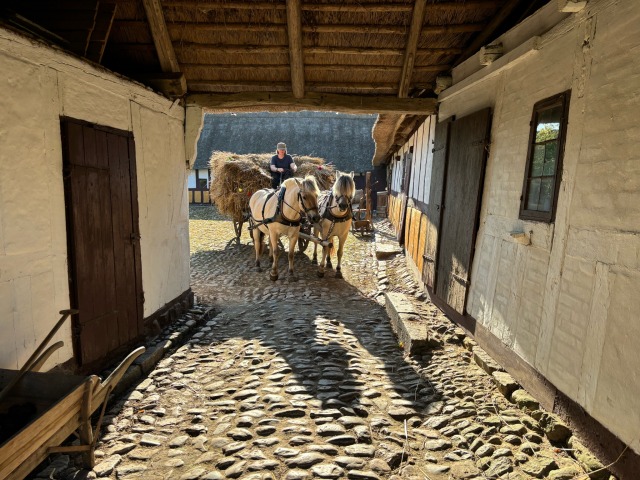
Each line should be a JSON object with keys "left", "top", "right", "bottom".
{"left": 249, "top": 177, "right": 320, "bottom": 281}
{"left": 312, "top": 172, "right": 356, "bottom": 278}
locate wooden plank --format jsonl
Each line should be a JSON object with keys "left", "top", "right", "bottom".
{"left": 399, "top": 0, "right": 427, "bottom": 98}
{"left": 0, "top": 380, "right": 87, "bottom": 479}
{"left": 175, "top": 43, "right": 461, "bottom": 56}
{"left": 188, "top": 92, "right": 437, "bottom": 115}
{"left": 286, "top": 0, "right": 305, "bottom": 98}
{"left": 417, "top": 212, "right": 427, "bottom": 273}
{"left": 423, "top": 119, "right": 450, "bottom": 289}
{"left": 168, "top": 22, "right": 483, "bottom": 35}
{"left": 162, "top": 0, "right": 500, "bottom": 11}
{"left": 435, "top": 108, "right": 491, "bottom": 314}
{"left": 137, "top": 72, "right": 187, "bottom": 97}
{"left": 142, "top": 0, "right": 180, "bottom": 72}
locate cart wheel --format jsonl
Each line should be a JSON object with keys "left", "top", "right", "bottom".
{"left": 298, "top": 237, "right": 310, "bottom": 253}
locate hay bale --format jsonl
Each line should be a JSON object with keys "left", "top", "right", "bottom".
{"left": 209, "top": 151, "right": 336, "bottom": 220}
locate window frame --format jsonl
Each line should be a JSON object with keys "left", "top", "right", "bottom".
{"left": 519, "top": 90, "right": 571, "bottom": 223}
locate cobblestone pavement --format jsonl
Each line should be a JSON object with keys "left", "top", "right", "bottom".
{"left": 85, "top": 206, "right": 591, "bottom": 479}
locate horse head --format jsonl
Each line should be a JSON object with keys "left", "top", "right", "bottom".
{"left": 333, "top": 171, "right": 356, "bottom": 212}
{"left": 293, "top": 176, "right": 321, "bottom": 224}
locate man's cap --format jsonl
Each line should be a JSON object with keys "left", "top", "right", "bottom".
{"left": 277, "top": 142, "right": 287, "bottom": 150}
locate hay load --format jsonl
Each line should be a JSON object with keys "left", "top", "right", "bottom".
{"left": 209, "top": 151, "right": 335, "bottom": 221}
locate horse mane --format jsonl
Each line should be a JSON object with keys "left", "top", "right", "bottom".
{"left": 332, "top": 172, "right": 355, "bottom": 197}
{"left": 300, "top": 176, "right": 319, "bottom": 194}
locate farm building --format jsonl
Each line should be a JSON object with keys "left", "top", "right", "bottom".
{"left": 0, "top": 0, "right": 638, "bottom": 476}
{"left": 383, "top": 0, "right": 640, "bottom": 475}
{"left": 188, "top": 111, "right": 380, "bottom": 205}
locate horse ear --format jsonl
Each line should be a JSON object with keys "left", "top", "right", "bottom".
{"left": 350, "top": 171, "right": 354, "bottom": 178}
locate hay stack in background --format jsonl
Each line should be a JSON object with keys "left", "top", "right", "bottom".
{"left": 209, "top": 151, "right": 336, "bottom": 221}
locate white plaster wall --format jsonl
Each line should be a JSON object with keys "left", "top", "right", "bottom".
{"left": 188, "top": 170, "right": 197, "bottom": 188}
{"left": 437, "top": 0, "right": 640, "bottom": 451}
{"left": 0, "top": 28, "right": 189, "bottom": 370}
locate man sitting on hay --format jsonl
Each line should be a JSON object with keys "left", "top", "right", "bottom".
{"left": 270, "top": 142, "right": 297, "bottom": 189}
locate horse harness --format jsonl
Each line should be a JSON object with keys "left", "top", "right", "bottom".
{"left": 318, "top": 191, "right": 353, "bottom": 240}
{"left": 249, "top": 186, "right": 309, "bottom": 230}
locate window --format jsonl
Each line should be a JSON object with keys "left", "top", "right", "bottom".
{"left": 519, "top": 91, "right": 571, "bottom": 222}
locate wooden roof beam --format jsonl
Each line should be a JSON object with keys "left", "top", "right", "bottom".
{"left": 172, "top": 44, "right": 462, "bottom": 56}
{"left": 187, "top": 92, "right": 437, "bottom": 115}
{"left": 142, "top": 0, "right": 185, "bottom": 96}
{"left": 158, "top": 22, "right": 484, "bottom": 35}
{"left": 286, "top": 0, "right": 305, "bottom": 98}
{"left": 399, "top": 0, "right": 427, "bottom": 98}
{"left": 161, "top": 1, "right": 501, "bottom": 12}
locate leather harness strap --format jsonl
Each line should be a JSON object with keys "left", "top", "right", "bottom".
{"left": 252, "top": 186, "right": 301, "bottom": 229}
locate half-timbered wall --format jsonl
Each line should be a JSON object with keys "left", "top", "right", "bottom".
{"left": 0, "top": 27, "right": 190, "bottom": 370}
{"left": 433, "top": 0, "right": 640, "bottom": 452}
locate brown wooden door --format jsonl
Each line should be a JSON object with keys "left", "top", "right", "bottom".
{"left": 396, "top": 151, "right": 413, "bottom": 244}
{"left": 422, "top": 120, "right": 451, "bottom": 288}
{"left": 434, "top": 108, "right": 491, "bottom": 314}
{"left": 62, "top": 119, "right": 143, "bottom": 368}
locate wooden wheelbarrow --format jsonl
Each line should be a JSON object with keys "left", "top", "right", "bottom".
{"left": 0, "top": 310, "right": 145, "bottom": 480}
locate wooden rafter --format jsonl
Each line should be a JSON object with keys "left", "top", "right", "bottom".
{"left": 286, "top": 0, "right": 305, "bottom": 98}
{"left": 161, "top": 1, "right": 501, "bottom": 12}
{"left": 187, "top": 92, "right": 437, "bottom": 115}
{"left": 454, "top": 0, "right": 524, "bottom": 66}
{"left": 399, "top": 0, "right": 427, "bottom": 98}
{"left": 141, "top": 0, "right": 180, "bottom": 73}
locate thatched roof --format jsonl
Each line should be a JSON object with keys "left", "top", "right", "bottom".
{"left": 194, "top": 111, "right": 376, "bottom": 174}
{"left": 3, "top": 0, "right": 548, "bottom": 164}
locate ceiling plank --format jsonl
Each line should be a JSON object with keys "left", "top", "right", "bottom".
{"left": 454, "top": 0, "right": 524, "bottom": 66}
{"left": 141, "top": 0, "right": 180, "bottom": 72}
{"left": 399, "top": 0, "right": 427, "bottom": 98}
{"left": 286, "top": 0, "right": 305, "bottom": 98}
{"left": 187, "top": 92, "right": 437, "bottom": 115}
{"left": 181, "top": 63, "right": 449, "bottom": 73}
{"left": 161, "top": 1, "right": 500, "bottom": 12}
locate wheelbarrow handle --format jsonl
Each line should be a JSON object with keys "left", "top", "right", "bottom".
{"left": 0, "top": 310, "right": 77, "bottom": 403}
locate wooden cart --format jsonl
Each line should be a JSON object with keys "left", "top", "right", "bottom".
{"left": 352, "top": 172, "right": 374, "bottom": 234}
{"left": 0, "top": 311, "right": 145, "bottom": 480}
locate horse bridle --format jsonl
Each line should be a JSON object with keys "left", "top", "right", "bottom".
{"left": 281, "top": 188, "right": 318, "bottom": 222}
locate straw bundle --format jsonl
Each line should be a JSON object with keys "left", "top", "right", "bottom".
{"left": 209, "top": 152, "right": 335, "bottom": 221}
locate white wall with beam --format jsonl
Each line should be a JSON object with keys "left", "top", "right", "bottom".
{"left": 438, "top": 0, "right": 640, "bottom": 452}
{"left": 0, "top": 27, "right": 190, "bottom": 370}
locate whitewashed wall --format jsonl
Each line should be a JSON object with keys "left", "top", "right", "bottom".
{"left": 438, "top": 0, "right": 640, "bottom": 452}
{"left": 188, "top": 171, "right": 197, "bottom": 188}
{"left": 0, "top": 28, "right": 190, "bottom": 370}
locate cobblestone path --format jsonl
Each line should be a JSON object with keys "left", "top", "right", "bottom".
{"left": 89, "top": 206, "right": 589, "bottom": 480}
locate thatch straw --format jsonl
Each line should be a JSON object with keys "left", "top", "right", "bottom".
{"left": 209, "top": 151, "right": 335, "bottom": 221}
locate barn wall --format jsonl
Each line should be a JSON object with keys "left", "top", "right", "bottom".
{"left": 435, "top": 0, "right": 640, "bottom": 452}
{"left": 0, "top": 27, "right": 190, "bottom": 370}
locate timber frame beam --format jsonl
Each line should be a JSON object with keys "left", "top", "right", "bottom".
{"left": 187, "top": 92, "right": 437, "bottom": 116}
{"left": 141, "top": 0, "right": 186, "bottom": 96}
{"left": 286, "top": 0, "right": 305, "bottom": 98}
{"left": 161, "top": 1, "right": 501, "bottom": 12}
{"left": 399, "top": 0, "right": 427, "bottom": 98}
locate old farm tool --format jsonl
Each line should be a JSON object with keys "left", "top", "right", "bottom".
{"left": 0, "top": 310, "right": 144, "bottom": 479}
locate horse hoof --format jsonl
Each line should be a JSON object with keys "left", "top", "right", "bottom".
{"left": 317, "top": 270, "right": 324, "bottom": 278}
{"left": 335, "top": 271, "right": 343, "bottom": 279}
{"left": 326, "top": 262, "right": 333, "bottom": 270}
{"left": 311, "top": 258, "right": 318, "bottom": 265}
{"left": 270, "top": 273, "right": 278, "bottom": 281}
{"left": 288, "top": 275, "right": 299, "bottom": 282}
{"left": 256, "top": 267, "right": 262, "bottom": 272}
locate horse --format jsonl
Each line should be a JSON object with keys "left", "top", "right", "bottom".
{"left": 312, "top": 171, "right": 356, "bottom": 278}
{"left": 249, "top": 176, "right": 321, "bottom": 281}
